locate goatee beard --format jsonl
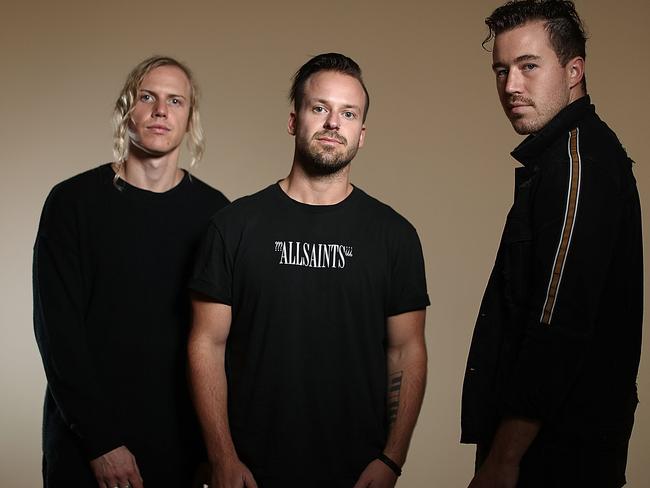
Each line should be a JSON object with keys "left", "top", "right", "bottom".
{"left": 296, "top": 130, "right": 356, "bottom": 176}
{"left": 301, "top": 151, "right": 353, "bottom": 176}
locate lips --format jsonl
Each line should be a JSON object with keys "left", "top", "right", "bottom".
{"left": 147, "top": 124, "right": 171, "bottom": 133}
{"left": 507, "top": 96, "right": 534, "bottom": 111}
{"left": 314, "top": 131, "right": 346, "bottom": 145}
{"left": 317, "top": 137, "right": 343, "bottom": 144}
{"left": 507, "top": 103, "right": 533, "bottom": 116}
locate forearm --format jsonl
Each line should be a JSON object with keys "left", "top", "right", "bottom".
{"left": 382, "top": 340, "right": 427, "bottom": 466}
{"left": 34, "top": 236, "right": 123, "bottom": 458}
{"left": 188, "top": 332, "right": 238, "bottom": 463}
{"left": 504, "top": 323, "right": 588, "bottom": 423}
{"left": 486, "top": 417, "right": 540, "bottom": 467}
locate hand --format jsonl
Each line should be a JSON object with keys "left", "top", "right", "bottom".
{"left": 352, "top": 459, "right": 398, "bottom": 488}
{"left": 467, "top": 458, "right": 519, "bottom": 488}
{"left": 89, "top": 445, "right": 143, "bottom": 488}
{"left": 210, "top": 457, "right": 258, "bottom": 488}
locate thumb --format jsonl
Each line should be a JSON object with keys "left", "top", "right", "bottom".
{"left": 352, "top": 472, "right": 370, "bottom": 488}
{"left": 243, "top": 470, "right": 258, "bottom": 488}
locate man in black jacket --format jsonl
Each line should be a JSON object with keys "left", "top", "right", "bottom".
{"left": 462, "top": 2, "right": 643, "bottom": 487}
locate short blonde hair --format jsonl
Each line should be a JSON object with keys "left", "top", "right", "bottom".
{"left": 112, "top": 55, "right": 204, "bottom": 168}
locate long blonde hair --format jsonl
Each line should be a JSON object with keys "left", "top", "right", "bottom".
{"left": 112, "top": 55, "right": 204, "bottom": 168}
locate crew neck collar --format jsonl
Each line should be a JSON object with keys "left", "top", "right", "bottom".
{"left": 271, "top": 181, "right": 360, "bottom": 213}
{"left": 106, "top": 163, "right": 189, "bottom": 196}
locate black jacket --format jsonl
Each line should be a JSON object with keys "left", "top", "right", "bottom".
{"left": 461, "top": 96, "right": 643, "bottom": 446}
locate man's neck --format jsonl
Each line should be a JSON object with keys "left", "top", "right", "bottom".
{"left": 279, "top": 160, "right": 353, "bottom": 205}
{"left": 119, "top": 150, "right": 182, "bottom": 193}
{"left": 568, "top": 86, "right": 587, "bottom": 105}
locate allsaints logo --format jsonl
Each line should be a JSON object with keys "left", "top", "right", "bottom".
{"left": 274, "top": 241, "right": 353, "bottom": 269}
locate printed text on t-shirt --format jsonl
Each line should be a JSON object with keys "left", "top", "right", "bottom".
{"left": 274, "top": 241, "right": 354, "bottom": 268}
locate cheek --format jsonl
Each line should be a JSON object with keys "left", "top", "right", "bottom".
{"left": 496, "top": 85, "right": 508, "bottom": 102}
{"left": 300, "top": 123, "right": 317, "bottom": 138}
{"left": 357, "top": 131, "right": 365, "bottom": 148}
{"left": 179, "top": 112, "right": 191, "bottom": 131}
{"left": 129, "top": 107, "right": 148, "bottom": 126}
{"left": 537, "top": 77, "right": 564, "bottom": 106}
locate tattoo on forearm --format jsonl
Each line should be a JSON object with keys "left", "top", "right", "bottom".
{"left": 387, "top": 371, "right": 403, "bottom": 426}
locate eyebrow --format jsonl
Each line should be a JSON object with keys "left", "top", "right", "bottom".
{"left": 313, "top": 98, "right": 361, "bottom": 112}
{"left": 492, "top": 54, "right": 542, "bottom": 70}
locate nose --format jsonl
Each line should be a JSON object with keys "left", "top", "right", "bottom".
{"left": 504, "top": 69, "right": 523, "bottom": 94}
{"left": 153, "top": 100, "right": 168, "bottom": 118}
{"left": 324, "top": 112, "right": 340, "bottom": 130}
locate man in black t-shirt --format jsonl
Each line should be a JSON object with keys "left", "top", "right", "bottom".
{"left": 189, "top": 53, "right": 429, "bottom": 488}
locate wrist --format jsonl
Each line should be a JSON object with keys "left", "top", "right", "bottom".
{"left": 485, "top": 447, "right": 521, "bottom": 468}
{"left": 377, "top": 452, "right": 402, "bottom": 477}
{"left": 209, "top": 448, "right": 239, "bottom": 467}
{"left": 382, "top": 447, "right": 406, "bottom": 467}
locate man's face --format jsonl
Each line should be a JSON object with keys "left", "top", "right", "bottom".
{"left": 492, "top": 21, "right": 574, "bottom": 135}
{"left": 289, "top": 71, "right": 366, "bottom": 175}
{"left": 129, "top": 65, "right": 192, "bottom": 158}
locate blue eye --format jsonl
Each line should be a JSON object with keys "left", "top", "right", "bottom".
{"left": 140, "top": 93, "right": 154, "bottom": 102}
{"left": 313, "top": 106, "right": 326, "bottom": 113}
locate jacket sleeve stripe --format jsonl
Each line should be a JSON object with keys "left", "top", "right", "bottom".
{"left": 540, "top": 128, "right": 582, "bottom": 325}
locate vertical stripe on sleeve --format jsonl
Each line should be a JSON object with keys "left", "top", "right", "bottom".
{"left": 540, "top": 128, "right": 582, "bottom": 325}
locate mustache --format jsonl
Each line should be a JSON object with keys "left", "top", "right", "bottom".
{"left": 508, "top": 95, "right": 535, "bottom": 107}
{"left": 313, "top": 131, "right": 347, "bottom": 145}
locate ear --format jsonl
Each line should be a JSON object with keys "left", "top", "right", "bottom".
{"left": 287, "top": 112, "right": 297, "bottom": 135}
{"left": 566, "top": 56, "right": 585, "bottom": 90}
{"left": 358, "top": 125, "right": 366, "bottom": 149}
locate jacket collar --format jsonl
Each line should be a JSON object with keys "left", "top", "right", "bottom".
{"left": 511, "top": 95, "right": 594, "bottom": 168}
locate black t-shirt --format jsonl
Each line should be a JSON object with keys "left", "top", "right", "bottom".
{"left": 33, "top": 163, "right": 229, "bottom": 482}
{"left": 190, "top": 183, "right": 429, "bottom": 483}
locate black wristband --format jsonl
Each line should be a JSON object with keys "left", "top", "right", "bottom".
{"left": 377, "top": 452, "right": 402, "bottom": 477}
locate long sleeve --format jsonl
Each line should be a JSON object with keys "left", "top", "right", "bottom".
{"left": 33, "top": 185, "right": 123, "bottom": 459}
{"left": 503, "top": 128, "right": 633, "bottom": 422}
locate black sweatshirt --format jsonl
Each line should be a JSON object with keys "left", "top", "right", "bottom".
{"left": 33, "top": 164, "right": 228, "bottom": 472}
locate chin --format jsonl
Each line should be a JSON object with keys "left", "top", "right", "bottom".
{"left": 130, "top": 140, "right": 174, "bottom": 159}
{"left": 513, "top": 125, "right": 534, "bottom": 135}
{"left": 510, "top": 118, "right": 538, "bottom": 135}
{"left": 305, "top": 156, "right": 352, "bottom": 176}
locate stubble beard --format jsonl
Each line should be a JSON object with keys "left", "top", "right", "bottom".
{"left": 505, "top": 93, "right": 570, "bottom": 135}
{"left": 296, "top": 131, "right": 359, "bottom": 176}
{"left": 510, "top": 117, "right": 542, "bottom": 135}
{"left": 503, "top": 95, "right": 539, "bottom": 135}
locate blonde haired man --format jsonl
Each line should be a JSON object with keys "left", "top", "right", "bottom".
{"left": 34, "top": 56, "right": 228, "bottom": 487}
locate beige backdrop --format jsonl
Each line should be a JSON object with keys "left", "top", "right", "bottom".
{"left": 2, "top": 0, "right": 648, "bottom": 486}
